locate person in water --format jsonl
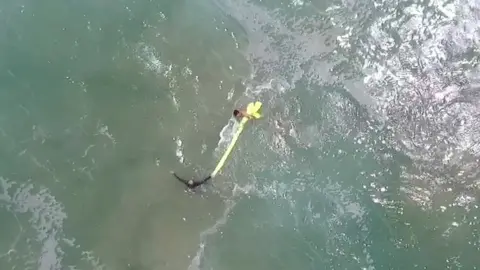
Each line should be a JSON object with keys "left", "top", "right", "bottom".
{"left": 233, "top": 109, "right": 253, "bottom": 122}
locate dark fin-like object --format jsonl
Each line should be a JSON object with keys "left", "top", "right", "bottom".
{"left": 171, "top": 172, "right": 212, "bottom": 189}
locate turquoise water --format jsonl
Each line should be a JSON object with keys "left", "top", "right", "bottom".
{"left": 1, "top": 0, "right": 479, "bottom": 269}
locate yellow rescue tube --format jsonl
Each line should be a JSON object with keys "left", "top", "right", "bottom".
{"left": 210, "top": 101, "right": 262, "bottom": 177}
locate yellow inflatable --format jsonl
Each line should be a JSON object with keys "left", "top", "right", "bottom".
{"left": 211, "top": 101, "right": 262, "bottom": 177}
{"left": 172, "top": 101, "right": 262, "bottom": 188}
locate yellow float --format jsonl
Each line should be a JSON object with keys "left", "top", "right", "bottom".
{"left": 172, "top": 101, "right": 262, "bottom": 188}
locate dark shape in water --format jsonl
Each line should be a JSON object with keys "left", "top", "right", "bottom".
{"left": 171, "top": 171, "right": 211, "bottom": 189}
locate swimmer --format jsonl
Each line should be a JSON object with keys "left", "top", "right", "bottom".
{"left": 171, "top": 171, "right": 211, "bottom": 189}
{"left": 233, "top": 109, "right": 254, "bottom": 122}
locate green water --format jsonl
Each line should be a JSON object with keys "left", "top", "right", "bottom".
{"left": 0, "top": 0, "right": 479, "bottom": 269}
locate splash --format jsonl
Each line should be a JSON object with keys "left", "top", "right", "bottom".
{"left": 214, "top": 119, "right": 238, "bottom": 156}
{"left": 135, "top": 42, "right": 167, "bottom": 74}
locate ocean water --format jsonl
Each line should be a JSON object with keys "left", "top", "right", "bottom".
{"left": 0, "top": 0, "right": 479, "bottom": 269}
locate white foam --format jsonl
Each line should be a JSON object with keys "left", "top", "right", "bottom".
{"left": 171, "top": 92, "right": 180, "bottom": 111}
{"left": 214, "top": 119, "right": 237, "bottom": 155}
{"left": 327, "top": 0, "right": 480, "bottom": 207}
{"left": 188, "top": 200, "right": 236, "bottom": 270}
{"left": 175, "top": 137, "right": 184, "bottom": 164}
{"left": 96, "top": 124, "right": 116, "bottom": 145}
{"left": 136, "top": 43, "right": 165, "bottom": 74}
{"left": 0, "top": 177, "right": 104, "bottom": 269}
{"left": 214, "top": 0, "right": 335, "bottom": 89}
{"left": 291, "top": 0, "right": 304, "bottom": 7}
{"left": 82, "top": 145, "right": 95, "bottom": 158}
